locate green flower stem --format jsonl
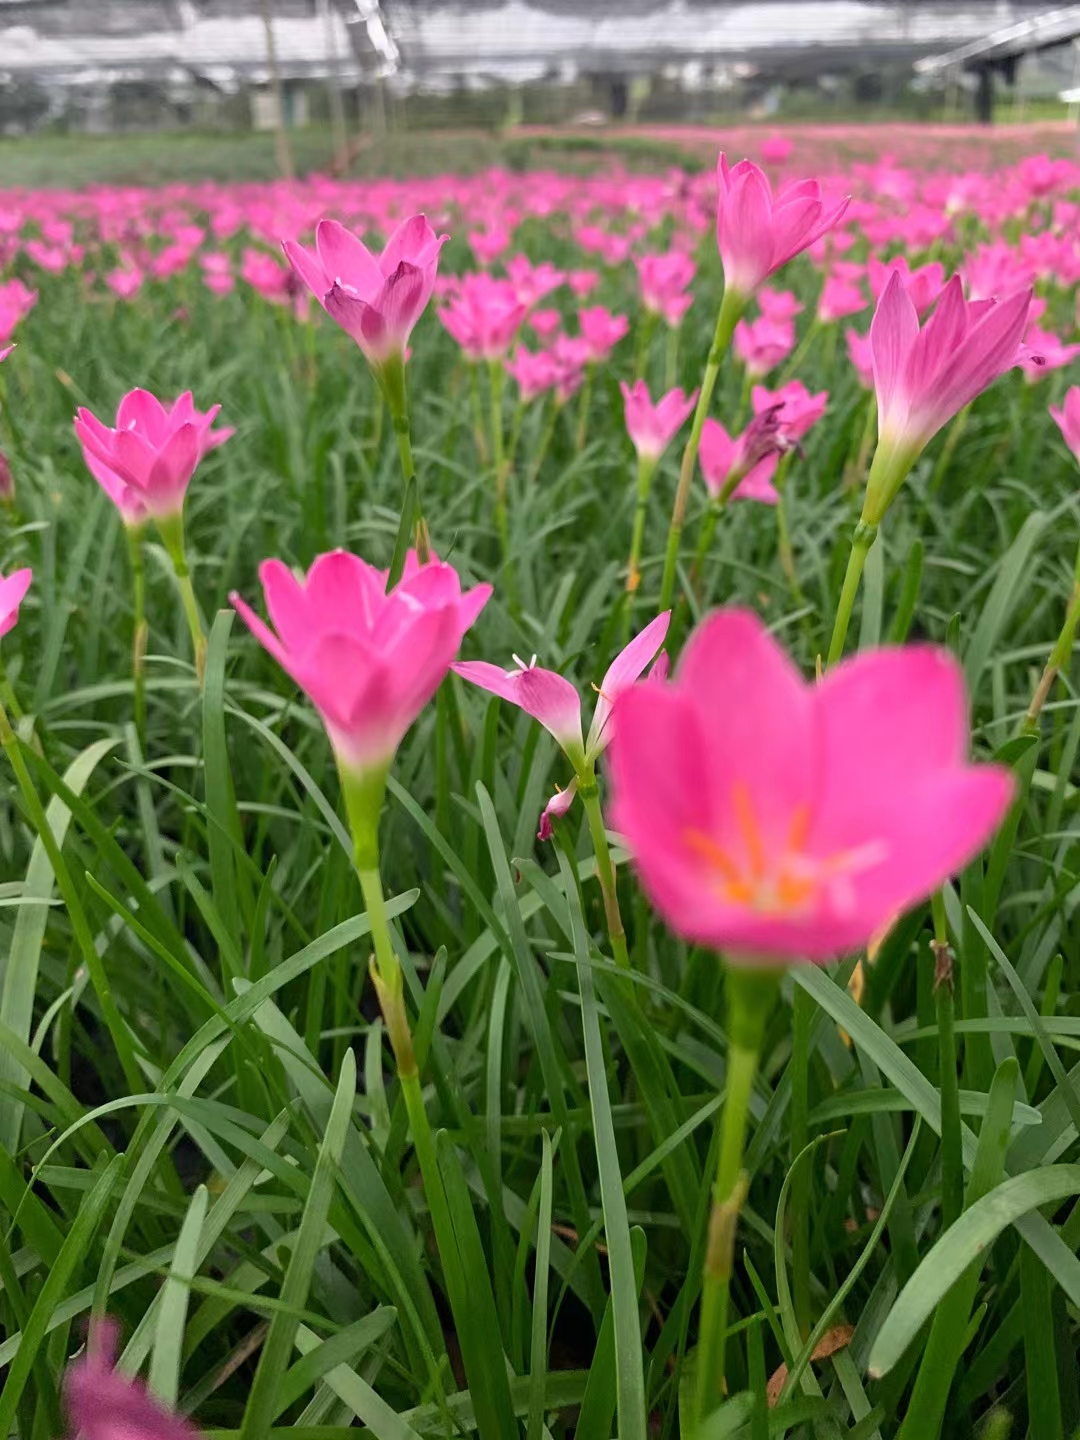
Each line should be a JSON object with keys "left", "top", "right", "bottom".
{"left": 126, "top": 525, "right": 147, "bottom": 749}
{"left": 527, "top": 401, "right": 560, "bottom": 485}
{"left": 157, "top": 514, "right": 206, "bottom": 688}
{"left": 931, "top": 890, "right": 963, "bottom": 1231}
{"left": 826, "top": 520, "right": 878, "bottom": 666}
{"left": 658, "top": 287, "right": 745, "bottom": 614}
{"left": 488, "top": 360, "right": 511, "bottom": 564}
{"left": 575, "top": 363, "right": 594, "bottom": 451}
{"left": 842, "top": 394, "right": 877, "bottom": 492}
{"left": 469, "top": 364, "right": 489, "bottom": 464}
{"left": 579, "top": 773, "right": 630, "bottom": 970}
{"left": 0, "top": 654, "right": 22, "bottom": 722}
{"left": 380, "top": 356, "right": 429, "bottom": 564}
{"left": 778, "top": 317, "right": 821, "bottom": 386}
{"left": 0, "top": 700, "right": 143, "bottom": 1095}
{"left": 665, "top": 326, "right": 679, "bottom": 391}
{"left": 928, "top": 403, "right": 971, "bottom": 495}
{"left": 789, "top": 982, "right": 813, "bottom": 1339}
{"left": 689, "top": 495, "right": 724, "bottom": 596}
{"left": 625, "top": 454, "right": 657, "bottom": 601}
{"left": 695, "top": 965, "right": 778, "bottom": 1426}
{"left": 635, "top": 310, "right": 658, "bottom": 380}
{"left": 1026, "top": 540, "right": 1080, "bottom": 729}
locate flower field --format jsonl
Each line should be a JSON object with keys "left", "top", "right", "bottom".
{"left": 2, "top": 127, "right": 1080, "bottom": 1439}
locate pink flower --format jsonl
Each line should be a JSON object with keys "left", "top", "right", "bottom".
{"left": 0, "top": 278, "right": 37, "bottom": 344}
{"left": 0, "top": 566, "right": 31, "bottom": 639}
{"left": 867, "top": 256, "right": 946, "bottom": 317}
{"left": 761, "top": 134, "right": 793, "bottom": 165}
{"left": 283, "top": 215, "right": 447, "bottom": 367}
{"left": 505, "top": 256, "right": 566, "bottom": 309}
{"left": 757, "top": 288, "right": 803, "bottom": 323}
{"left": 528, "top": 307, "right": 562, "bottom": 340}
{"left": 818, "top": 274, "right": 867, "bottom": 324}
{"left": 866, "top": 272, "right": 1031, "bottom": 519}
{"left": 734, "top": 315, "right": 795, "bottom": 379}
{"left": 1019, "top": 325, "right": 1080, "bottom": 380}
{"left": 751, "top": 380, "right": 828, "bottom": 440}
{"left": 579, "top": 305, "right": 629, "bottom": 363}
{"left": 64, "top": 1319, "right": 201, "bottom": 1440}
{"left": 846, "top": 328, "right": 875, "bottom": 389}
{"left": 635, "top": 251, "right": 696, "bottom": 327}
{"left": 620, "top": 380, "right": 698, "bottom": 463}
{"left": 454, "top": 612, "right": 670, "bottom": 833}
{"left": 1050, "top": 387, "right": 1080, "bottom": 463}
{"left": 506, "top": 347, "right": 560, "bottom": 404}
{"left": 439, "top": 274, "right": 526, "bottom": 362}
{"left": 699, "top": 410, "right": 788, "bottom": 505}
{"left": 716, "top": 154, "right": 849, "bottom": 300}
{"left": 74, "top": 389, "right": 232, "bottom": 523}
{"left": 105, "top": 266, "right": 144, "bottom": 300}
{"left": 231, "top": 548, "right": 490, "bottom": 775}
{"left": 608, "top": 609, "right": 1013, "bottom": 961}
{"left": 568, "top": 269, "right": 600, "bottom": 298}
{"left": 551, "top": 334, "right": 591, "bottom": 403}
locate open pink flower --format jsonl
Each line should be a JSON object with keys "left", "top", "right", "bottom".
{"left": 846, "top": 327, "right": 875, "bottom": 389}
{"left": 635, "top": 251, "right": 696, "bottom": 327}
{"left": 752, "top": 380, "right": 828, "bottom": 440}
{"left": 0, "top": 566, "right": 31, "bottom": 640}
{"left": 621, "top": 380, "right": 698, "bottom": 463}
{"left": 74, "top": 389, "right": 232, "bottom": 522}
{"left": 64, "top": 1319, "right": 201, "bottom": 1440}
{"left": 283, "top": 215, "right": 446, "bottom": 367}
{"left": 454, "top": 612, "right": 670, "bottom": 836}
{"left": 757, "top": 289, "right": 802, "bottom": 323}
{"left": 1019, "top": 325, "right": 1080, "bottom": 380}
{"left": 231, "top": 548, "right": 490, "bottom": 775}
{"left": 818, "top": 274, "right": 867, "bottom": 324}
{"left": 439, "top": 274, "right": 526, "bottom": 362}
{"left": 699, "top": 409, "right": 789, "bottom": 505}
{"left": 506, "top": 347, "right": 560, "bottom": 404}
{"left": 734, "top": 315, "right": 795, "bottom": 379}
{"left": 866, "top": 272, "right": 1031, "bottom": 520}
{"left": 579, "top": 305, "right": 629, "bottom": 363}
{"left": 1050, "top": 387, "right": 1080, "bottom": 464}
{"left": 716, "top": 155, "right": 849, "bottom": 301}
{"left": 867, "top": 256, "right": 946, "bottom": 317}
{"left": 608, "top": 609, "right": 1013, "bottom": 961}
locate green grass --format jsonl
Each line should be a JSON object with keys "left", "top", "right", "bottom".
{"left": 0, "top": 172, "right": 1079, "bottom": 1440}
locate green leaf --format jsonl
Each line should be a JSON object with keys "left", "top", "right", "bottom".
{"left": 148, "top": 1183, "right": 209, "bottom": 1405}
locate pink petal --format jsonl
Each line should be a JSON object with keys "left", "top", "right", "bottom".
{"left": 538, "top": 778, "right": 578, "bottom": 840}
{"left": 282, "top": 237, "right": 331, "bottom": 305}
{"left": 453, "top": 661, "right": 584, "bottom": 758}
{"left": 116, "top": 388, "right": 169, "bottom": 445}
{"left": 314, "top": 219, "right": 383, "bottom": 301}
{"left": 587, "top": 609, "right": 671, "bottom": 755}
{"left": 871, "top": 271, "right": 920, "bottom": 430}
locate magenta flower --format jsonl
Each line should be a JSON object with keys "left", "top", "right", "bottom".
{"left": 621, "top": 380, "right": 698, "bottom": 463}
{"left": 0, "top": 566, "right": 31, "bottom": 640}
{"left": 454, "top": 611, "right": 670, "bottom": 835}
{"left": 608, "top": 609, "right": 1013, "bottom": 961}
{"left": 867, "top": 256, "right": 946, "bottom": 317}
{"left": 506, "top": 347, "right": 561, "bottom": 404}
{"left": 846, "top": 327, "right": 875, "bottom": 389}
{"left": 283, "top": 215, "right": 447, "bottom": 368}
{"left": 635, "top": 251, "right": 696, "bottom": 327}
{"left": 1050, "top": 387, "right": 1080, "bottom": 464}
{"left": 579, "top": 305, "right": 629, "bottom": 363}
{"left": 752, "top": 380, "right": 828, "bottom": 440}
{"left": 733, "top": 315, "right": 795, "bottom": 379}
{"left": 528, "top": 307, "right": 562, "bottom": 341}
{"left": 716, "top": 154, "right": 849, "bottom": 301}
{"left": 64, "top": 1320, "right": 201, "bottom": 1440}
{"left": 818, "top": 274, "right": 867, "bottom": 324}
{"left": 231, "top": 548, "right": 490, "bottom": 777}
{"left": 1019, "top": 325, "right": 1079, "bottom": 381}
{"left": 74, "top": 389, "right": 232, "bottom": 523}
{"left": 865, "top": 272, "right": 1031, "bottom": 521}
{"left": 757, "top": 288, "right": 803, "bottom": 323}
{"left": 439, "top": 274, "right": 526, "bottom": 362}
{"left": 699, "top": 409, "right": 788, "bottom": 505}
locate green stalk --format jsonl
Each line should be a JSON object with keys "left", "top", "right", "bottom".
{"left": 664, "top": 326, "right": 679, "bottom": 390}
{"left": 842, "top": 394, "right": 877, "bottom": 492}
{"left": 127, "top": 525, "right": 147, "bottom": 749}
{"left": 777, "top": 317, "right": 821, "bottom": 386}
{"left": 635, "top": 310, "right": 658, "bottom": 380}
{"left": 469, "top": 364, "right": 489, "bottom": 464}
{"left": 527, "top": 401, "right": 560, "bottom": 485}
{"left": 579, "top": 773, "right": 630, "bottom": 970}
{"left": 0, "top": 701, "right": 143, "bottom": 1093}
{"left": 932, "top": 891, "right": 963, "bottom": 1231}
{"left": 0, "top": 654, "right": 22, "bottom": 722}
{"left": 789, "top": 983, "right": 813, "bottom": 1339}
{"left": 826, "top": 520, "right": 878, "bottom": 666}
{"left": 625, "top": 453, "right": 657, "bottom": 605}
{"left": 382, "top": 356, "right": 429, "bottom": 566}
{"left": 488, "top": 360, "right": 510, "bottom": 564}
{"left": 658, "top": 287, "right": 744, "bottom": 614}
{"left": 928, "top": 403, "right": 971, "bottom": 495}
{"left": 156, "top": 513, "right": 206, "bottom": 688}
{"left": 574, "top": 362, "right": 594, "bottom": 451}
{"left": 1026, "top": 537, "right": 1080, "bottom": 729}
{"left": 695, "top": 966, "right": 778, "bottom": 1425}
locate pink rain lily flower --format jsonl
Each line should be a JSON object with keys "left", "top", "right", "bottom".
{"left": 635, "top": 251, "right": 696, "bottom": 327}
{"left": 1050, "top": 386, "right": 1080, "bottom": 464}
{"left": 867, "top": 256, "right": 946, "bottom": 316}
{"left": 74, "top": 389, "right": 232, "bottom": 523}
{"left": 716, "top": 154, "right": 849, "bottom": 301}
{"left": 757, "top": 288, "right": 803, "bottom": 322}
{"left": 231, "top": 548, "right": 490, "bottom": 777}
{"left": 621, "top": 380, "right": 698, "bottom": 463}
{"left": 64, "top": 1319, "right": 201, "bottom": 1440}
{"left": 752, "top": 380, "right": 828, "bottom": 440}
{"left": 0, "top": 566, "right": 31, "bottom": 640}
{"left": 1019, "top": 325, "right": 1080, "bottom": 380}
{"left": 283, "top": 215, "right": 446, "bottom": 368}
{"left": 846, "top": 327, "right": 875, "bottom": 389}
{"left": 506, "top": 347, "right": 561, "bottom": 403}
{"left": 579, "top": 305, "right": 629, "bottom": 363}
{"left": 608, "top": 608, "right": 1013, "bottom": 962}
{"left": 453, "top": 611, "right": 670, "bottom": 837}
{"left": 734, "top": 315, "right": 795, "bottom": 379}
{"left": 699, "top": 408, "right": 789, "bottom": 505}
{"left": 865, "top": 272, "right": 1032, "bottom": 522}
{"left": 439, "top": 274, "right": 526, "bottom": 362}
{"left": 457, "top": 609, "right": 668, "bottom": 762}
{"left": 818, "top": 274, "right": 867, "bottom": 324}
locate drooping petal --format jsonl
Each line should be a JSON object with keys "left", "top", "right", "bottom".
{"left": 453, "top": 661, "right": 585, "bottom": 760}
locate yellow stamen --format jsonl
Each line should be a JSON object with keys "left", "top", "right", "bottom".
{"left": 733, "top": 782, "right": 766, "bottom": 880}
